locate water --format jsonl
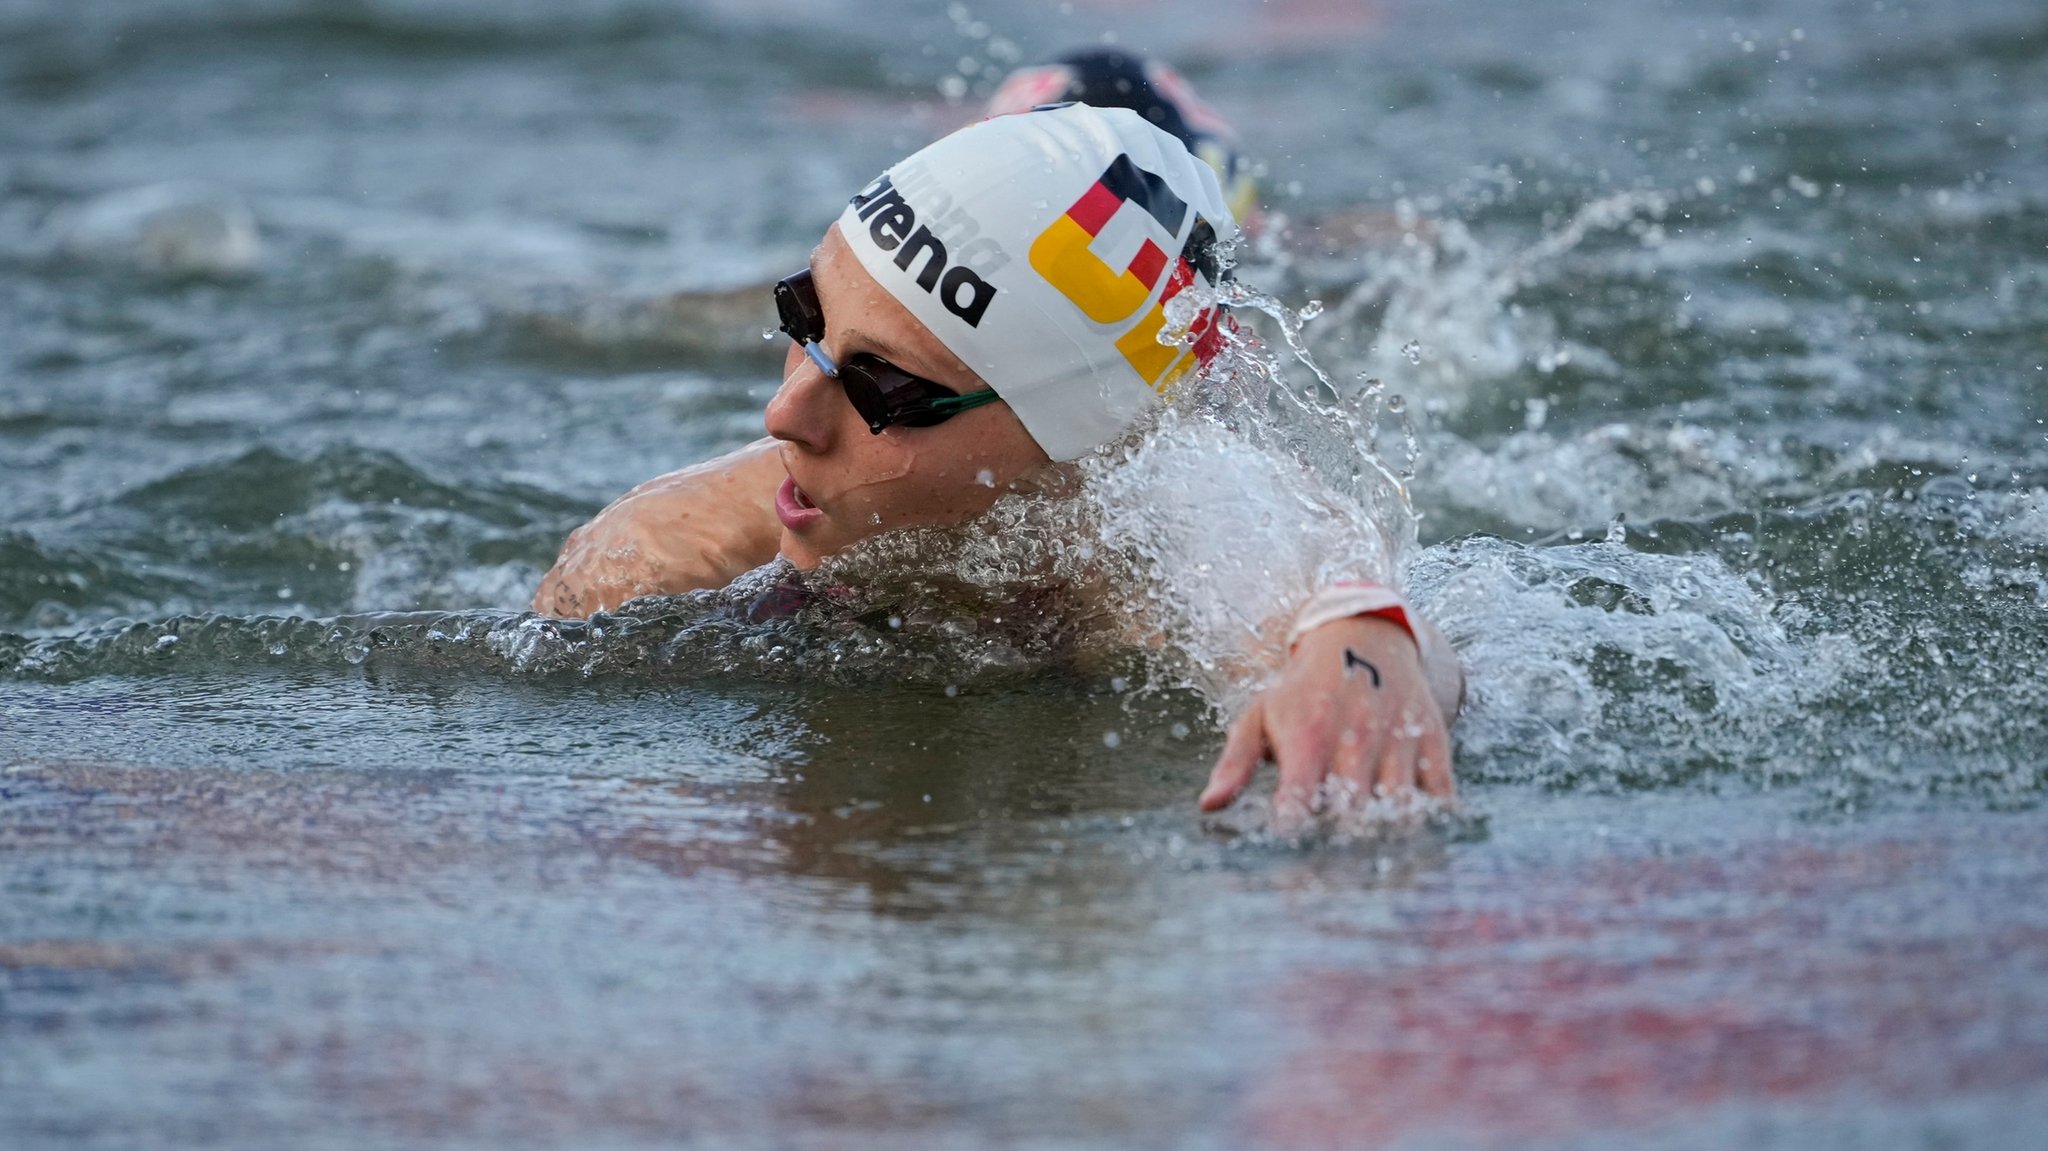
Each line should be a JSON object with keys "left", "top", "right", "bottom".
{"left": 6, "top": 0, "right": 2048, "bottom": 1146}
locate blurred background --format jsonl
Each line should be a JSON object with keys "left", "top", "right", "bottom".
{"left": 6, "top": 2, "right": 2048, "bottom": 1148}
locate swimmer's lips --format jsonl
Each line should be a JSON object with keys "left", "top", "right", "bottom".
{"left": 775, "top": 474, "right": 826, "bottom": 531}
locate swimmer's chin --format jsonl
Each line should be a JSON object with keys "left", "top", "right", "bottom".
{"left": 778, "top": 532, "right": 825, "bottom": 571}
{"left": 778, "top": 517, "right": 895, "bottom": 571}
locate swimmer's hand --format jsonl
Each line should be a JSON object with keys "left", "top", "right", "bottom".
{"left": 1199, "top": 616, "right": 1455, "bottom": 821}
{"left": 532, "top": 438, "right": 785, "bottom": 617}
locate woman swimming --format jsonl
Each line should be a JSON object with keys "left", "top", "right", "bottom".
{"left": 533, "top": 101, "right": 1461, "bottom": 822}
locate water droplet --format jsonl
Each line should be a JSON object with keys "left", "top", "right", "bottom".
{"left": 1401, "top": 340, "right": 1423, "bottom": 365}
{"left": 1298, "top": 299, "right": 1323, "bottom": 322}
{"left": 761, "top": 327, "right": 777, "bottom": 341}
{"left": 1102, "top": 730, "right": 1122, "bottom": 748}
{"left": 976, "top": 468, "right": 995, "bottom": 488}
{"left": 1385, "top": 394, "right": 1407, "bottom": 413}
{"left": 1170, "top": 722, "right": 1191, "bottom": 739}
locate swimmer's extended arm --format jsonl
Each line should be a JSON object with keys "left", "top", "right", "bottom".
{"left": 1199, "top": 608, "right": 1462, "bottom": 822}
{"left": 531, "top": 437, "right": 785, "bottom": 617}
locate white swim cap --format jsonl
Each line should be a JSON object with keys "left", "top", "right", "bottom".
{"left": 835, "top": 103, "right": 1239, "bottom": 461}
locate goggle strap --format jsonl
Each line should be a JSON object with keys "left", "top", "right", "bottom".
{"left": 921, "top": 389, "right": 1004, "bottom": 416}
{"left": 802, "top": 341, "right": 840, "bottom": 377}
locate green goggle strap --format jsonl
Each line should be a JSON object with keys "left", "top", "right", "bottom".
{"left": 919, "top": 389, "right": 1005, "bottom": 418}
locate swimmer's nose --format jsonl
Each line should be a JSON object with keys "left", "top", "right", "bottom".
{"left": 764, "top": 344, "right": 841, "bottom": 452}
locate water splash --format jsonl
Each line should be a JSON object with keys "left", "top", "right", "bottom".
{"left": 1408, "top": 533, "right": 1844, "bottom": 792}
{"left": 1295, "top": 190, "right": 1679, "bottom": 415}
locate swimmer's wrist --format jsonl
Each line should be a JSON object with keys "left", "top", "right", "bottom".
{"left": 1287, "top": 581, "right": 1427, "bottom": 661}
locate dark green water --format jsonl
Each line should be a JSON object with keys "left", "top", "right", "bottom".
{"left": 5, "top": 1, "right": 2048, "bottom": 1147}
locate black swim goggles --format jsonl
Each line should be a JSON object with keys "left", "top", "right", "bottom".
{"left": 773, "top": 269, "right": 1004, "bottom": 434}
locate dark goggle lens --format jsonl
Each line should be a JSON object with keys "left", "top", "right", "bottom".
{"left": 773, "top": 271, "right": 825, "bottom": 344}
{"left": 839, "top": 356, "right": 961, "bottom": 431}
{"left": 772, "top": 268, "right": 1003, "bottom": 433}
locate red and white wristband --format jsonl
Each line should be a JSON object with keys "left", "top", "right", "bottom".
{"left": 1285, "top": 581, "right": 1434, "bottom": 663}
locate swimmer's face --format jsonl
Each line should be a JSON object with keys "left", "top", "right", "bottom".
{"left": 763, "top": 224, "right": 1051, "bottom": 569}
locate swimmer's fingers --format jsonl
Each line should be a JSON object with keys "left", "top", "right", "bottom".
{"left": 1328, "top": 714, "right": 1387, "bottom": 805}
{"left": 1417, "top": 723, "right": 1456, "bottom": 799}
{"left": 1199, "top": 697, "right": 1269, "bottom": 811}
{"left": 1269, "top": 719, "right": 1331, "bottom": 830}
{"left": 1370, "top": 704, "right": 1423, "bottom": 799}
{"left": 1368, "top": 705, "right": 1455, "bottom": 802}
{"left": 1372, "top": 740, "right": 1415, "bottom": 800}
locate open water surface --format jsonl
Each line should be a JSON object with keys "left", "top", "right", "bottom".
{"left": 5, "top": 1, "right": 2048, "bottom": 1147}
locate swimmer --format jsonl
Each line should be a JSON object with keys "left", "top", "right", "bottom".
{"left": 576, "top": 48, "right": 1418, "bottom": 364}
{"left": 988, "top": 49, "right": 1429, "bottom": 263}
{"left": 983, "top": 48, "right": 1261, "bottom": 229}
{"left": 535, "top": 102, "right": 1462, "bottom": 818}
